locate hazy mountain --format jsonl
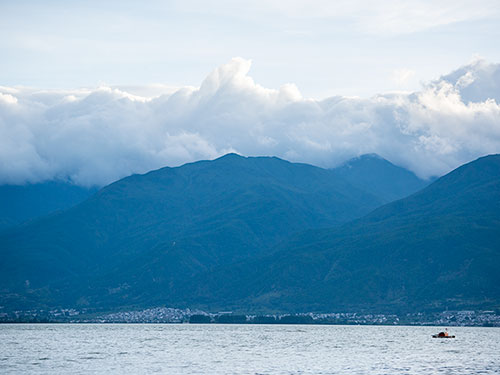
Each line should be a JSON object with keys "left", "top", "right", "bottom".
{"left": 0, "top": 181, "right": 97, "bottom": 231}
{"left": 3, "top": 153, "right": 493, "bottom": 314}
{"left": 194, "top": 154, "right": 500, "bottom": 313}
{"left": 0, "top": 153, "right": 385, "bottom": 310}
{"left": 332, "top": 154, "right": 430, "bottom": 203}
{"left": 0, "top": 153, "right": 425, "bottom": 233}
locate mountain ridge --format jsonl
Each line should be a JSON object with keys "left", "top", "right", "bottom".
{"left": 0, "top": 153, "right": 392, "bottom": 310}
{"left": 189, "top": 154, "right": 500, "bottom": 313}
{"left": 2, "top": 153, "right": 492, "bottom": 314}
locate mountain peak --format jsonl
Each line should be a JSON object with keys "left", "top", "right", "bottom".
{"left": 334, "top": 154, "right": 428, "bottom": 202}
{"left": 357, "top": 153, "right": 383, "bottom": 160}
{"left": 339, "top": 153, "right": 389, "bottom": 167}
{"left": 215, "top": 152, "right": 244, "bottom": 161}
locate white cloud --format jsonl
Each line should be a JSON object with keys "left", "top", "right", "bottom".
{"left": 0, "top": 93, "right": 18, "bottom": 105}
{"left": 437, "top": 58, "right": 500, "bottom": 103}
{"left": 0, "top": 57, "right": 499, "bottom": 186}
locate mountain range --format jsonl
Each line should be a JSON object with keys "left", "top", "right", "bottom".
{"left": 1, "top": 153, "right": 498, "bottom": 314}
{"left": 190, "top": 154, "right": 500, "bottom": 313}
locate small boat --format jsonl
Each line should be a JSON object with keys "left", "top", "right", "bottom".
{"left": 432, "top": 330, "right": 455, "bottom": 338}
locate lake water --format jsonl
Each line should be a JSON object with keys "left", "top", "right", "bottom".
{"left": 0, "top": 324, "right": 499, "bottom": 374}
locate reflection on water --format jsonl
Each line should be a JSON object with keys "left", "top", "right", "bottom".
{"left": 0, "top": 324, "right": 499, "bottom": 374}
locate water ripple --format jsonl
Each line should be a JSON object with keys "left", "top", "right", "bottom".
{"left": 0, "top": 324, "right": 499, "bottom": 374}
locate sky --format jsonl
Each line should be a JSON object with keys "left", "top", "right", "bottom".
{"left": 2, "top": 0, "right": 500, "bottom": 97}
{"left": 1, "top": 0, "right": 500, "bottom": 186}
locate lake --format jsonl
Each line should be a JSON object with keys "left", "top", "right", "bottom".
{"left": 0, "top": 324, "right": 499, "bottom": 374}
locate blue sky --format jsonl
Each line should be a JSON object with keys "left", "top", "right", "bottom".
{"left": 2, "top": 0, "right": 500, "bottom": 98}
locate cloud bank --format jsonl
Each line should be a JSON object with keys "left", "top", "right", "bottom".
{"left": 1, "top": 57, "right": 500, "bottom": 186}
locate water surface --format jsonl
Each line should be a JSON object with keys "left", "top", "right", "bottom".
{"left": 0, "top": 324, "right": 498, "bottom": 374}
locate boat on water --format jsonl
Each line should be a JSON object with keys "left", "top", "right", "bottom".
{"left": 432, "top": 329, "right": 455, "bottom": 338}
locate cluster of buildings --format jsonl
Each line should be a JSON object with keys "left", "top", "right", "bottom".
{"left": 97, "top": 307, "right": 203, "bottom": 323}
{"left": 1, "top": 306, "right": 499, "bottom": 326}
{"left": 403, "top": 310, "right": 500, "bottom": 327}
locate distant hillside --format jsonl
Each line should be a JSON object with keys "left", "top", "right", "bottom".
{"left": 332, "top": 154, "right": 430, "bottom": 203}
{"left": 3, "top": 153, "right": 487, "bottom": 314}
{"left": 0, "top": 154, "right": 386, "bottom": 310}
{"left": 194, "top": 154, "right": 500, "bottom": 313}
{"left": 0, "top": 153, "right": 426, "bottom": 232}
{"left": 0, "top": 181, "right": 97, "bottom": 231}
